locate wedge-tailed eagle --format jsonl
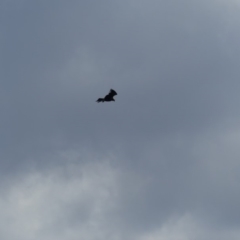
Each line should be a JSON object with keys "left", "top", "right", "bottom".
{"left": 96, "top": 89, "right": 117, "bottom": 103}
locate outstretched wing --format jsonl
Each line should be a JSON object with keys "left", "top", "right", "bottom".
{"left": 108, "top": 89, "right": 117, "bottom": 97}
{"left": 96, "top": 98, "right": 104, "bottom": 102}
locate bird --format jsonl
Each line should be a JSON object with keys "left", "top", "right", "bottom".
{"left": 96, "top": 89, "right": 117, "bottom": 103}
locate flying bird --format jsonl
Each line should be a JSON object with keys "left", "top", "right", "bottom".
{"left": 96, "top": 89, "right": 117, "bottom": 103}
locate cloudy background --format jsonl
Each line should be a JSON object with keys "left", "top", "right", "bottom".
{"left": 1, "top": 0, "right": 240, "bottom": 239}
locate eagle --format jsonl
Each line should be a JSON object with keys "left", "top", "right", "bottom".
{"left": 96, "top": 89, "right": 117, "bottom": 103}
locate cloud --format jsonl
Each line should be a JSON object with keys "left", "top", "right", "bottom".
{"left": 1, "top": 0, "right": 240, "bottom": 239}
{"left": 139, "top": 213, "right": 240, "bottom": 240}
{"left": 0, "top": 158, "right": 120, "bottom": 240}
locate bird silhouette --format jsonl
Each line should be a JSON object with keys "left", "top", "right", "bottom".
{"left": 96, "top": 89, "right": 117, "bottom": 103}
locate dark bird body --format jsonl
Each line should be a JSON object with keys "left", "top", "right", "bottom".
{"left": 96, "top": 89, "right": 117, "bottom": 102}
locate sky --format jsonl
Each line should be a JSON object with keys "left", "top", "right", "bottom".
{"left": 1, "top": 0, "right": 240, "bottom": 239}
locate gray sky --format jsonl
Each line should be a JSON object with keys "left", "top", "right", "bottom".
{"left": 1, "top": 0, "right": 240, "bottom": 239}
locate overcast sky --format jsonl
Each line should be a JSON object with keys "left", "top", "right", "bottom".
{"left": 1, "top": 0, "right": 240, "bottom": 239}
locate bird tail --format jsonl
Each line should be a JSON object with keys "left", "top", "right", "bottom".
{"left": 96, "top": 98, "right": 104, "bottom": 102}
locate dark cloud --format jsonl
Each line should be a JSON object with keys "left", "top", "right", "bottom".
{"left": 0, "top": 0, "right": 240, "bottom": 239}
